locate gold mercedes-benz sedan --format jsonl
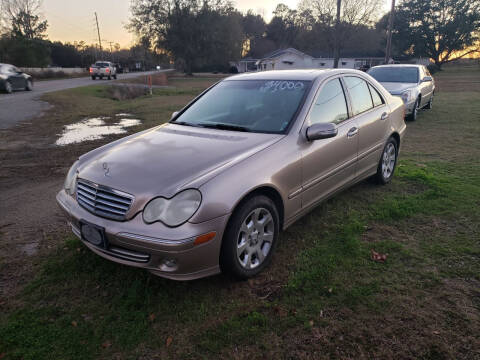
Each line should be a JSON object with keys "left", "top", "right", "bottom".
{"left": 57, "top": 69, "right": 406, "bottom": 280}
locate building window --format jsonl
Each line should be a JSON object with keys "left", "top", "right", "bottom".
{"left": 341, "top": 62, "right": 347, "bottom": 66}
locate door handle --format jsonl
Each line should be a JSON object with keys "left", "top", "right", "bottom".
{"left": 380, "top": 112, "right": 389, "bottom": 121}
{"left": 347, "top": 127, "right": 358, "bottom": 138}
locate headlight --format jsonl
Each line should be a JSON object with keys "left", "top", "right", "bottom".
{"left": 401, "top": 90, "right": 413, "bottom": 103}
{"left": 64, "top": 160, "right": 79, "bottom": 196}
{"left": 143, "top": 189, "right": 202, "bottom": 227}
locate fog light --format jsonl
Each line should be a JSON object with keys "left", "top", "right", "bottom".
{"left": 159, "top": 258, "right": 178, "bottom": 272}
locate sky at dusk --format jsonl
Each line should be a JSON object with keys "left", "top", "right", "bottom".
{"left": 42, "top": 0, "right": 391, "bottom": 48}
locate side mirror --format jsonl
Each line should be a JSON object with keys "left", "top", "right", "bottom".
{"left": 306, "top": 123, "right": 338, "bottom": 141}
{"left": 171, "top": 111, "right": 179, "bottom": 120}
{"left": 422, "top": 76, "right": 432, "bottom": 82}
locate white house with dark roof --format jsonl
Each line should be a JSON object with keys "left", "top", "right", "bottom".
{"left": 256, "top": 48, "right": 315, "bottom": 71}
{"left": 230, "top": 48, "right": 387, "bottom": 73}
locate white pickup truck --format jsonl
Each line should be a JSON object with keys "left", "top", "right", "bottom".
{"left": 90, "top": 61, "right": 117, "bottom": 80}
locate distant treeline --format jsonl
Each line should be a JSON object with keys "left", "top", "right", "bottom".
{"left": 0, "top": 36, "right": 168, "bottom": 69}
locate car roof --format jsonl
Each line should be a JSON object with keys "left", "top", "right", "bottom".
{"left": 225, "top": 68, "right": 369, "bottom": 82}
{"left": 370, "top": 64, "right": 424, "bottom": 69}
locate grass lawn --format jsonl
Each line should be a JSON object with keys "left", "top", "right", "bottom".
{"left": 0, "top": 69, "right": 479, "bottom": 359}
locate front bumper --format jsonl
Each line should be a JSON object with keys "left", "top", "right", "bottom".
{"left": 56, "top": 189, "right": 229, "bottom": 280}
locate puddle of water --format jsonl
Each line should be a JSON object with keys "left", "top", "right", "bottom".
{"left": 55, "top": 117, "right": 142, "bottom": 146}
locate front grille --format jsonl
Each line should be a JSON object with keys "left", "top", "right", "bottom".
{"left": 76, "top": 179, "right": 134, "bottom": 221}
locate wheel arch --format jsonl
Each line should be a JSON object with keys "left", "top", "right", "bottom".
{"left": 390, "top": 131, "right": 400, "bottom": 149}
{"left": 224, "top": 185, "right": 285, "bottom": 235}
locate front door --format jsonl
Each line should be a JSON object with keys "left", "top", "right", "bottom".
{"left": 301, "top": 77, "right": 358, "bottom": 209}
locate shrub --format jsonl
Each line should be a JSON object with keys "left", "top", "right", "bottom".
{"left": 427, "top": 63, "right": 440, "bottom": 74}
{"left": 106, "top": 85, "right": 148, "bottom": 100}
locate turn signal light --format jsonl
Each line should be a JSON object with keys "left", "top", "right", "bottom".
{"left": 194, "top": 232, "right": 216, "bottom": 246}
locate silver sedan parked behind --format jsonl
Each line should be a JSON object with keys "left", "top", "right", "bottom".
{"left": 57, "top": 69, "right": 406, "bottom": 280}
{"left": 367, "top": 64, "right": 435, "bottom": 121}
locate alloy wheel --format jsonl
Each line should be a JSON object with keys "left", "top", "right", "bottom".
{"left": 382, "top": 142, "right": 396, "bottom": 180}
{"left": 5, "top": 81, "right": 12, "bottom": 93}
{"left": 236, "top": 207, "right": 274, "bottom": 269}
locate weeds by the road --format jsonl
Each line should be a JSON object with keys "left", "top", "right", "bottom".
{"left": 0, "top": 69, "right": 479, "bottom": 359}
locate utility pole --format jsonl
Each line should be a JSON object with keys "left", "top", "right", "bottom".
{"left": 333, "top": 0, "right": 341, "bottom": 68}
{"left": 108, "top": 41, "right": 114, "bottom": 62}
{"left": 384, "top": 0, "right": 396, "bottom": 64}
{"left": 95, "top": 12, "right": 102, "bottom": 52}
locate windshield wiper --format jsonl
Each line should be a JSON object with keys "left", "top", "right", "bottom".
{"left": 198, "top": 123, "right": 251, "bottom": 132}
{"left": 172, "top": 121, "right": 203, "bottom": 128}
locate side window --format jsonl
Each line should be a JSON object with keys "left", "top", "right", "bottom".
{"left": 309, "top": 78, "right": 349, "bottom": 125}
{"left": 344, "top": 76, "right": 373, "bottom": 115}
{"left": 368, "top": 83, "right": 384, "bottom": 107}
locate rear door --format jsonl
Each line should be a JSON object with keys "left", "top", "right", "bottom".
{"left": 343, "top": 76, "right": 389, "bottom": 179}
{"left": 301, "top": 77, "right": 359, "bottom": 209}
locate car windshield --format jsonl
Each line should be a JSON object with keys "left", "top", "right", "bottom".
{"left": 95, "top": 62, "right": 110, "bottom": 67}
{"left": 368, "top": 67, "right": 419, "bottom": 83}
{"left": 172, "top": 79, "right": 310, "bottom": 133}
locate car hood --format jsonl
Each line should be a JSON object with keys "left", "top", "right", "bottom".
{"left": 77, "top": 123, "right": 283, "bottom": 200}
{"left": 379, "top": 82, "right": 417, "bottom": 95}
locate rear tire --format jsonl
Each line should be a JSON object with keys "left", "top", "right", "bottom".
{"left": 374, "top": 137, "right": 398, "bottom": 185}
{"left": 407, "top": 98, "right": 419, "bottom": 121}
{"left": 91, "top": 76, "right": 96, "bottom": 80}
{"left": 220, "top": 195, "right": 279, "bottom": 279}
{"left": 107, "top": 75, "right": 111, "bottom": 80}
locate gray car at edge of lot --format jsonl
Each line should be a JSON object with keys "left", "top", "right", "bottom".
{"left": 367, "top": 64, "right": 435, "bottom": 121}
{"left": 0, "top": 63, "right": 33, "bottom": 93}
{"left": 56, "top": 69, "right": 406, "bottom": 280}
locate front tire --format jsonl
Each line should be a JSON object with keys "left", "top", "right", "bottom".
{"left": 220, "top": 195, "right": 280, "bottom": 279}
{"left": 407, "top": 98, "right": 419, "bottom": 121}
{"left": 113, "top": 74, "right": 117, "bottom": 80}
{"left": 425, "top": 93, "right": 433, "bottom": 109}
{"left": 25, "top": 79, "right": 33, "bottom": 91}
{"left": 374, "top": 137, "right": 398, "bottom": 185}
{"left": 5, "top": 81, "right": 13, "bottom": 93}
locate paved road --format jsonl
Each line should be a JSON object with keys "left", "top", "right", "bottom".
{"left": 0, "top": 71, "right": 158, "bottom": 129}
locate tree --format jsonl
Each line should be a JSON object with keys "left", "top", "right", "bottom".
{"left": 129, "top": 0, "right": 243, "bottom": 74}
{"left": 384, "top": 0, "right": 480, "bottom": 68}
{"left": 299, "top": 0, "right": 383, "bottom": 65}
{"left": 1, "top": 0, "right": 48, "bottom": 39}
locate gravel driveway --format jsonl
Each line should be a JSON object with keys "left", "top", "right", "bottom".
{"left": 0, "top": 70, "right": 158, "bottom": 129}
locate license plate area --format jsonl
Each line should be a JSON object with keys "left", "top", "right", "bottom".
{"left": 80, "top": 220, "right": 108, "bottom": 249}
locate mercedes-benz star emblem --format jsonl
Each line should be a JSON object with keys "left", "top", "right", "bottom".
{"left": 103, "top": 162, "right": 110, "bottom": 177}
